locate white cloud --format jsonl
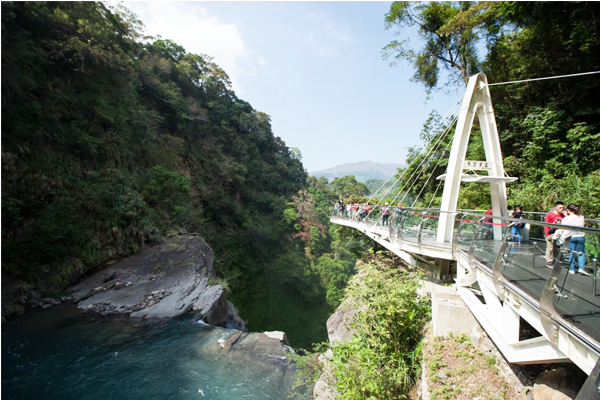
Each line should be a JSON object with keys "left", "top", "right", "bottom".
{"left": 124, "top": 2, "right": 255, "bottom": 94}
{"left": 305, "top": 11, "right": 353, "bottom": 58}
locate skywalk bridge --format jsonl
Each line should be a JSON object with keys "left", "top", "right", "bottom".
{"left": 330, "top": 73, "right": 600, "bottom": 396}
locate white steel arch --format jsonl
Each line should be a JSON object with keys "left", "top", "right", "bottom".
{"left": 436, "top": 73, "right": 516, "bottom": 243}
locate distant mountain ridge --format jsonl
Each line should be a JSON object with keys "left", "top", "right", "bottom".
{"left": 310, "top": 161, "right": 402, "bottom": 182}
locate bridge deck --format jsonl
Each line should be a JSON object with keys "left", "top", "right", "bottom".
{"left": 490, "top": 241, "right": 600, "bottom": 343}
{"left": 331, "top": 213, "right": 600, "bottom": 375}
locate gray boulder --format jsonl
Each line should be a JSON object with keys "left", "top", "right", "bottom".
{"left": 326, "top": 297, "right": 357, "bottom": 345}
{"left": 70, "top": 234, "right": 244, "bottom": 330}
{"left": 314, "top": 296, "right": 358, "bottom": 399}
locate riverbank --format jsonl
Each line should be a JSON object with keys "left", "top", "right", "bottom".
{"left": 3, "top": 233, "right": 244, "bottom": 329}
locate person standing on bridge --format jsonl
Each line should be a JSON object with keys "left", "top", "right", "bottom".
{"left": 552, "top": 204, "right": 589, "bottom": 275}
{"left": 509, "top": 205, "right": 524, "bottom": 244}
{"left": 545, "top": 201, "right": 565, "bottom": 267}
{"left": 382, "top": 202, "right": 390, "bottom": 227}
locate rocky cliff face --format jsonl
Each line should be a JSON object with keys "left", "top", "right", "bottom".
{"left": 313, "top": 296, "right": 357, "bottom": 399}
{"left": 69, "top": 233, "right": 245, "bottom": 330}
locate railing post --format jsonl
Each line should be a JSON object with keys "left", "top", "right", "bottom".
{"left": 594, "top": 257, "right": 599, "bottom": 297}
{"left": 540, "top": 238, "right": 572, "bottom": 347}
{"left": 468, "top": 221, "right": 482, "bottom": 265}
{"left": 389, "top": 212, "right": 396, "bottom": 243}
{"left": 417, "top": 211, "right": 426, "bottom": 245}
{"left": 491, "top": 232, "right": 511, "bottom": 300}
{"left": 451, "top": 213, "right": 463, "bottom": 257}
{"left": 398, "top": 210, "right": 407, "bottom": 240}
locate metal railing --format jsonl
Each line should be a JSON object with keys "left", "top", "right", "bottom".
{"left": 453, "top": 211, "right": 600, "bottom": 354}
{"left": 331, "top": 206, "right": 600, "bottom": 355}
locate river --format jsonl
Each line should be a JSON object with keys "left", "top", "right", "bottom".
{"left": 2, "top": 305, "right": 306, "bottom": 399}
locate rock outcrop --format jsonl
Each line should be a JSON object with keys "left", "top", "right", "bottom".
{"left": 313, "top": 296, "right": 357, "bottom": 399}
{"left": 69, "top": 233, "right": 245, "bottom": 330}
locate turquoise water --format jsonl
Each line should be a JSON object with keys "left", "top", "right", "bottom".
{"left": 2, "top": 305, "right": 304, "bottom": 399}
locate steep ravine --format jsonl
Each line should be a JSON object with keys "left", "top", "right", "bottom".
{"left": 2, "top": 233, "right": 309, "bottom": 399}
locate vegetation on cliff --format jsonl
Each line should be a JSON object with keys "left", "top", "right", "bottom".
{"left": 1, "top": 1, "right": 366, "bottom": 347}
{"left": 324, "top": 255, "right": 429, "bottom": 399}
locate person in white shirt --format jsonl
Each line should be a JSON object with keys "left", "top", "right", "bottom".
{"left": 552, "top": 204, "right": 588, "bottom": 275}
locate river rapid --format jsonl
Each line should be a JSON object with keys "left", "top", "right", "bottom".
{"left": 2, "top": 305, "right": 305, "bottom": 399}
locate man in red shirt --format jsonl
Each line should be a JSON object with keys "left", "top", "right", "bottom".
{"left": 545, "top": 201, "right": 565, "bottom": 266}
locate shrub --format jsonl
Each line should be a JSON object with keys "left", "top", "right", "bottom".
{"left": 330, "top": 263, "right": 430, "bottom": 399}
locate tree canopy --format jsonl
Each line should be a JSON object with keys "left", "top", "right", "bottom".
{"left": 385, "top": 1, "right": 600, "bottom": 217}
{"left": 384, "top": 1, "right": 493, "bottom": 92}
{"left": 1, "top": 1, "right": 327, "bottom": 346}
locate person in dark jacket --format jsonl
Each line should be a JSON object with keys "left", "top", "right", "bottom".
{"left": 509, "top": 205, "right": 524, "bottom": 244}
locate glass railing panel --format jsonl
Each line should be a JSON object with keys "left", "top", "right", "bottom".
{"left": 456, "top": 215, "right": 477, "bottom": 253}
{"left": 396, "top": 210, "right": 410, "bottom": 242}
{"left": 499, "top": 221, "right": 600, "bottom": 344}
{"left": 363, "top": 206, "right": 381, "bottom": 227}
{"left": 550, "top": 234, "right": 600, "bottom": 343}
{"left": 471, "top": 218, "right": 503, "bottom": 267}
{"left": 378, "top": 206, "right": 393, "bottom": 231}
{"left": 332, "top": 205, "right": 353, "bottom": 220}
{"left": 401, "top": 210, "right": 422, "bottom": 243}
{"left": 500, "top": 233, "right": 552, "bottom": 303}
{"left": 331, "top": 206, "right": 340, "bottom": 218}
{"left": 586, "top": 221, "right": 600, "bottom": 257}
{"left": 420, "top": 211, "right": 440, "bottom": 244}
{"left": 389, "top": 211, "right": 401, "bottom": 244}
{"left": 451, "top": 213, "right": 463, "bottom": 253}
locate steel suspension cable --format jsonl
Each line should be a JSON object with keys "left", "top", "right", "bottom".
{"left": 426, "top": 176, "right": 444, "bottom": 209}
{"left": 385, "top": 113, "right": 458, "bottom": 209}
{"left": 354, "top": 99, "right": 461, "bottom": 223}
{"left": 411, "top": 126, "right": 455, "bottom": 208}
{"left": 486, "top": 71, "right": 600, "bottom": 87}
{"left": 358, "top": 99, "right": 462, "bottom": 212}
{"left": 392, "top": 114, "right": 458, "bottom": 209}
{"left": 362, "top": 110, "right": 459, "bottom": 225}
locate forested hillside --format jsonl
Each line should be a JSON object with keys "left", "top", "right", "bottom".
{"left": 1, "top": 2, "right": 367, "bottom": 347}
{"left": 385, "top": 1, "right": 600, "bottom": 216}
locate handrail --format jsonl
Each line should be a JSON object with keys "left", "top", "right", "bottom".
{"left": 457, "top": 211, "right": 600, "bottom": 234}
{"left": 333, "top": 204, "right": 599, "bottom": 222}
{"left": 331, "top": 207, "right": 600, "bottom": 356}
{"left": 334, "top": 207, "right": 600, "bottom": 234}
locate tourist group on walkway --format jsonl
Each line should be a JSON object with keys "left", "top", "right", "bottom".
{"left": 334, "top": 199, "right": 592, "bottom": 276}
{"left": 544, "top": 201, "right": 589, "bottom": 276}
{"left": 332, "top": 201, "right": 395, "bottom": 226}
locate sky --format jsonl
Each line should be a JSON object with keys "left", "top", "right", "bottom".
{"left": 123, "top": 1, "right": 464, "bottom": 173}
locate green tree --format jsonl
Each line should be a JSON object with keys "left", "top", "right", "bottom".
{"left": 384, "top": 1, "right": 600, "bottom": 217}
{"left": 1, "top": 2, "right": 328, "bottom": 348}
{"left": 330, "top": 175, "right": 369, "bottom": 200}
{"left": 383, "top": 1, "right": 492, "bottom": 91}
{"left": 331, "top": 263, "right": 429, "bottom": 399}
